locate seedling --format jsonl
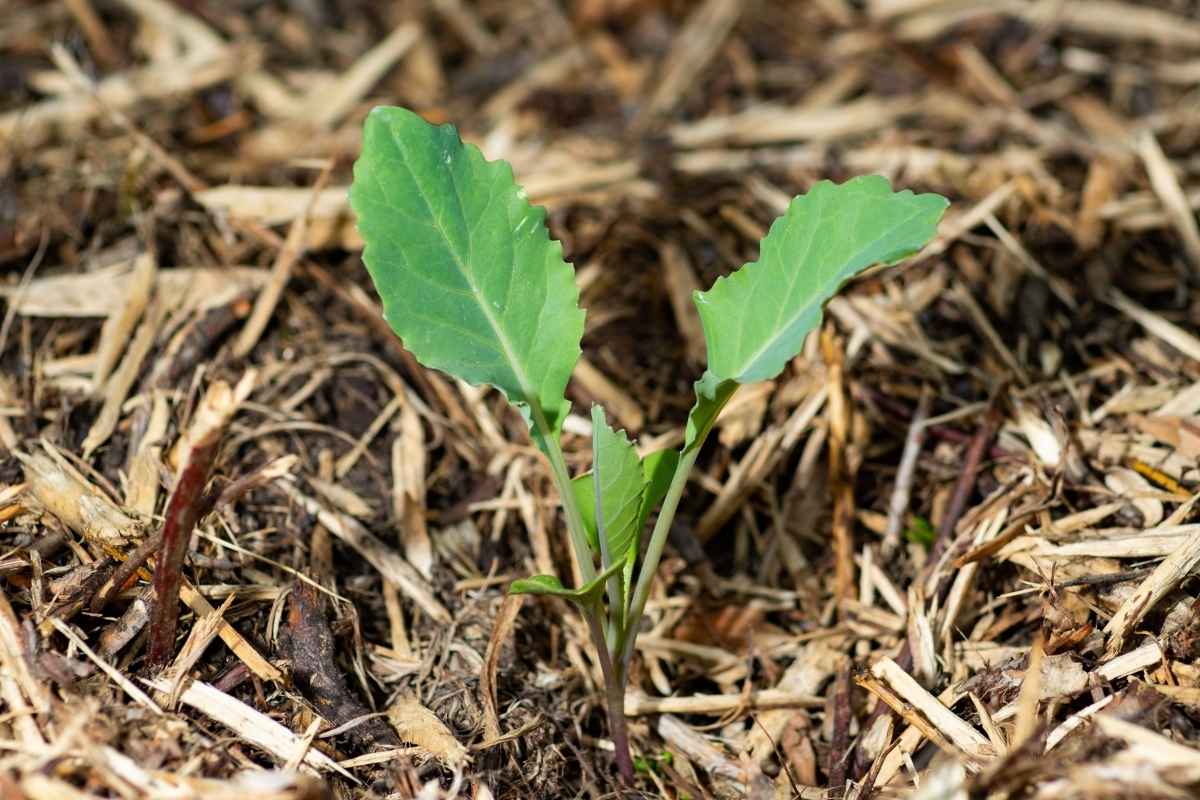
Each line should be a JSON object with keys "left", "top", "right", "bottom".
{"left": 350, "top": 107, "right": 947, "bottom": 783}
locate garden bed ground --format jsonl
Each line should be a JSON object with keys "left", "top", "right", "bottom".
{"left": 4, "top": 1, "right": 1200, "bottom": 798}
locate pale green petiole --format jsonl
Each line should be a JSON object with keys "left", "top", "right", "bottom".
{"left": 619, "top": 439, "right": 701, "bottom": 667}
{"left": 538, "top": 426, "right": 608, "bottom": 631}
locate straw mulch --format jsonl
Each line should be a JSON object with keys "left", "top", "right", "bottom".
{"left": 4, "top": 0, "right": 1200, "bottom": 797}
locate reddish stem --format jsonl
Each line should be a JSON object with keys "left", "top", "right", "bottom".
{"left": 586, "top": 616, "right": 635, "bottom": 786}
{"left": 605, "top": 676, "right": 635, "bottom": 786}
{"left": 146, "top": 438, "right": 219, "bottom": 672}
{"left": 828, "top": 663, "right": 852, "bottom": 796}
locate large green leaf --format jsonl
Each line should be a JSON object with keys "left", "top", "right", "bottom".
{"left": 350, "top": 107, "right": 585, "bottom": 452}
{"left": 685, "top": 176, "right": 946, "bottom": 450}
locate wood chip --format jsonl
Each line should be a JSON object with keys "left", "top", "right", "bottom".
{"left": 386, "top": 696, "right": 469, "bottom": 770}
{"left": 1103, "top": 525, "right": 1200, "bottom": 657}
{"left": 145, "top": 677, "right": 353, "bottom": 779}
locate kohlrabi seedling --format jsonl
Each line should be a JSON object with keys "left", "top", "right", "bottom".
{"left": 350, "top": 106, "right": 948, "bottom": 783}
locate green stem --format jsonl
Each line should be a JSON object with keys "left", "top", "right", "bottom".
{"left": 619, "top": 445, "right": 701, "bottom": 671}
{"left": 531, "top": 407, "right": 609, "bottom": 635}
{"left": 534, "top": 412, "right": 596, "bottom": 585}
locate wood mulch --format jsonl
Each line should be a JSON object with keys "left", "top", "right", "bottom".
{"left": 4, "top": 1, "right": 1200, "bottom": 797}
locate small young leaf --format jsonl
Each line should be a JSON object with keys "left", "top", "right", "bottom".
{"left": 591, "top": 408, "right": 643, "bottom": 563}
{"left": 570, "top": 471, "right": 598, "bottom": 550}
{"left": 591, "top": 406, "right": 644, "bottom": 611}
{"left": 685, "top": 176, "right": 946, "bottom": 450}
{"left": 905, "top": 515, "right": 936, "bottom": 547}
{"left": 569, "top": 445, "right": 679, "bottom": 557}
{"left": 508, "top": 557, "right": 625, "bottom": 606}
{"left": 349, "top": 107, "right": 585, "bottom": 454}
{"left": 569, "top": 444, "right": 680, "bottom": 617}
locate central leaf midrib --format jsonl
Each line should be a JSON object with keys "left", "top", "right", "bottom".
{"left": 395, "top": 133, "right": 545, "bottom": 419}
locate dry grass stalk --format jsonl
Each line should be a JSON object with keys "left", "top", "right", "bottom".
{"left": 81, "top": 298, "right": 166, "bottom": 457}
{"left": 393, "top": 403, "right": 433, "bottom": 579}
{"left": 90, "top": 252, "right": 156, "bottom": 389}
{"left": 480, "top": 594, "right": 523, "bottom": 743}
{"left": 145, "top": 677, "right": 353, "bottom": 779}
{"left": 634, "top": 0, "right": 745, "bottom": 127}
{"left": 573, "top": 357, "right": 645, "bottom": 433}
{"left": 657, "top": 241, "right": 707, "bottom": 364}
{"left": 0, "top": 589, "right": 48, "bottom": 748}
{"left": 234, "top": 162, "right": 337, "bottom": 358}
{"left": 48, "top": 616, "right": 162, "bottom": 714}
{"left": 696, "top": 387, "right": 827, "bottom": 542}
{"left": 0, "top": 264, "right": 268, "bottom": 318}
{"left": 155, "top": 593, "right": 236, "bottom": 708}
{"left": 299, "top": 23, "right": 420, "bottom": 129}
{"left": 859, "top": 658, "right": 994, "bottom": 772}
{"left": 278, "top": 482, "right": 450, "bottom": 623}
{"left": 624, "top": 689, "right": 824, "bottom": 716}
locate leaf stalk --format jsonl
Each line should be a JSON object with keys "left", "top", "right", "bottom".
{"left": 619, "top": 443, "right": 701, "bottom": 671}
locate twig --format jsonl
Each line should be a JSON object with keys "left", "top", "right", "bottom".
{"left": 90, "top": 530, "right": 161, "bottom": 612}
{"left": 828, "top": 662, "right": 852, "bottom": 796}
{"left": 147, "top": 373, "right": 255, "bottom": 672}
{"left": 285, "top": 583, "right": 400, "bottom": 750}
{"left": 882, "top": 391, "right": 931, "bottom": 557}
{"left": 927, "top": 395, "right": 1005, "bottom": 568}
{"left": 824, "top": 329, "right": 857, "bottom": 607}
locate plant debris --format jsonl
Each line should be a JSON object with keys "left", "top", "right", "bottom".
{"left": 4, "top": 0, "right": 1200, "bottom": 797}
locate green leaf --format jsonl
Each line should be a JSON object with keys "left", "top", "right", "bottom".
{"left": 590, "top": 406, "right": 644, "bottom": 610}
{"left": 635, "top": 448, "right": 679, "bottom": 536}
{"left": 683, "top": 374, "right": 738, "bottom": 454}
{"left": 569, "top": 443, "right": 679, "bottom": 617}
{"left": 509, "top": 557, "right": 625, "bottom": 606}
{"left": 350, "top": 107, "right": 585, "bottom": 454}
{"left": 570, "top": 445, "right": 679, "bottom": 558}
{"left": 685, "top": 176, "right": 946, "bottom": 450}
{"left": 570, "top": 471, "right": 598, "bottom": 551}
{"left": 696, "top": 176, "right": 947, "bottom": 384}
{"left": 590, "top": 407, "right": 643, "bottom": 568}
{"left": 905, "top": 515, "right": 936, "bottom": 547}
